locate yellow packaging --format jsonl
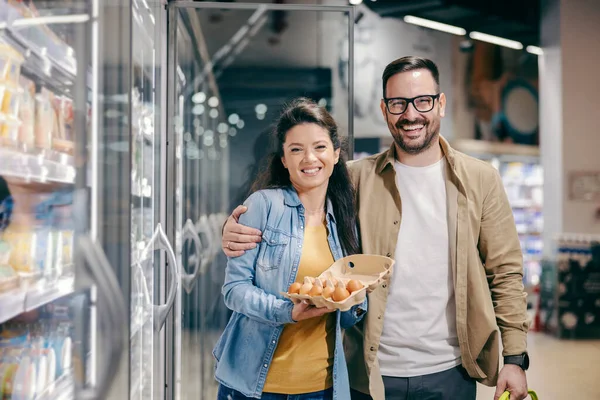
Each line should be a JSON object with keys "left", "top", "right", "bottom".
{"left": 0, "top": 43, "right": 24, "bottom": 85}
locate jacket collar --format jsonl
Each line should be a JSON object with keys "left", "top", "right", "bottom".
{"left": 282, "top": 186, "right": 336, "bottom": 223}
{"left": 375, "top": 135, "right": 458, "bottom": 175}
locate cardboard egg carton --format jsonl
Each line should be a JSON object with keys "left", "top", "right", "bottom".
{"left": 282, "top": 254, "right": 394, "bottom": 312}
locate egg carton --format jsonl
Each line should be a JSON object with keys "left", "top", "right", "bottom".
{"left": 282, "top": 254, "right": 394, "bottom": 312}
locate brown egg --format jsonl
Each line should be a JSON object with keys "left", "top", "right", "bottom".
{"left": 299, "top": 276, "right": 313, "bottom": 295}
{"left": 332, "top": 282, "right": 350, "bottom": 302}
{"left": 308, "top": 279, "right": 323, "bottom": 296}
{"left": 346, "top": 279, "right": 364, "bottom": 294}
{"left": 322, "top": 280, "right": 335, "bottom": 299}
{"left": 288, "top": 282, "right": 302, "bottom": 294}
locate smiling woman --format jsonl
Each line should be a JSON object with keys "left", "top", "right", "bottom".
{"left": 212, "top": 98, "right": 365, "bottom": 400}
{"left": 251, "top": 97, "right": 359, "bottom": 254}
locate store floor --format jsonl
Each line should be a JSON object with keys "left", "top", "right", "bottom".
{"left": 181, "top": 331, "right": 600, "bottom": 399}
{"left": 476, "top": 332, "right": 600, "bottom": 400}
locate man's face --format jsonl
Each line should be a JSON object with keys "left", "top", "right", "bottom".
{"left": 380, "top": 69, "right": 446, "bottom": 155}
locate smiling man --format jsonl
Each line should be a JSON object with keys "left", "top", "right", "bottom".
{"left": 222, "top": 56, "right": 530, "bottom": 400}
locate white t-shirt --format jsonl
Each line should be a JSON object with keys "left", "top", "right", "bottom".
{"left": 377, "top": 157, "right": 461, "bottom": 377}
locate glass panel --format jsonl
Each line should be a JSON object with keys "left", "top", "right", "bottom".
{"left": 170, "top": 5, "right": 353, "bottom": 399}
{"left": 0, "top": 0, "right": 91, "bottom": 398}
{"left": 130, "top": 1, "right": 165, "bottom": 400}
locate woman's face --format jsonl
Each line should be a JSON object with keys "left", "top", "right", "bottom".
{"left": 281, "top": 123, "right": 340, "bottom": 194}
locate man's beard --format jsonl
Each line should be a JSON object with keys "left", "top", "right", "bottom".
{"left": 388, "top": 117, "right": 440, "bottom": 155}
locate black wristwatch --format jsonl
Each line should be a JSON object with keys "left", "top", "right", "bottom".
{"left": 504, "top": 353, "right": 530, "bottom": 371}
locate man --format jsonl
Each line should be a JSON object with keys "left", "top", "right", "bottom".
{"left": 221, "top": 56, "right": 530, "bottom": 400}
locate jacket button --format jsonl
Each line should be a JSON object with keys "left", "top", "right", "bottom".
{"left": 370, "top": 346, "right": 375, "bottom": 351}
{"left": 382, "top": 284, "right": 387, "bottom": 288}
{"left": 378, "top": 315, "right": 382, "bottom": 320}
{"left": 394, "top": 220, "right": 399, "bottom": 225}
{"left": 386, "top": 253, "right": 391, "bottom": 257}
{"left": 264, "top": 364, "right": 268, "bottom": 368}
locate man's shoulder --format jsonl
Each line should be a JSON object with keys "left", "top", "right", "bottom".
{"left": 452, "top": 149, "right": 499, "bottom": 178}
{"left": 348, "top": 152, "right": 384, "bottom": 173}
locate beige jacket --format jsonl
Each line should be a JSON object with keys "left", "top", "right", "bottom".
{"left": 345, "top": 136, "right": 529, "bottom": 399}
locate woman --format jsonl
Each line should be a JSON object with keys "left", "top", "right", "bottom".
{"left": 213, "top": 98, "right": 365, "bottom": 400}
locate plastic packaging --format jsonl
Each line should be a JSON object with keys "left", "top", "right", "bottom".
{"left": 0, "top": 43, "right": 24, "bottom": 85}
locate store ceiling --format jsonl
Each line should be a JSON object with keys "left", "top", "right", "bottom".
{"left": 362, "top": 0, "right": 540, "bottom": 46}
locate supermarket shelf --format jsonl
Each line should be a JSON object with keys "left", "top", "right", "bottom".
{"left": 0, "top": 146, "right": 76, "bottom": 185}
{"left": 0, "top": 0, "right": 78, "bottom": 97}
{"left": 0, "top": 289, "right": 27, "bottom": 324}
{"left": 451, "top": 139, "right": 540, "bottom": 159}
{"left": 0, "top": 275, "right": 75, "bottom": 324}
{"left": 36, "top": 371, "right": 74, "bottom": 400}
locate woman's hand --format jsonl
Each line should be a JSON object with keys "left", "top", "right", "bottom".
{"left": 291, "top": 299, "right": 335, "bottom": 322}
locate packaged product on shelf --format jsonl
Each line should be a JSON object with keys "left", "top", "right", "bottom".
{"left": 0, "top": 43, "right": 24, "bottom": 85}
{"left": 0, "top": 240, "right": 19, "bottom": 293}
{"left": 51, "top": 95, "right": 74, "bottom": 155}
{"left": 17, "top": 76, "right": 35, "bottom": 149}
{"left": 0, "top": 114, "right": 21, "bottom": 148}
{"left": 1, "top": 225, "right": 45, "bottom": 283}
{"left": 34, "top": 88, "right": 54, "bottom": 150}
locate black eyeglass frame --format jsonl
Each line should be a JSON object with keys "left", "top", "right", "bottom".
{"left": 383, "top": 94, "right": 441, "bottom": 115}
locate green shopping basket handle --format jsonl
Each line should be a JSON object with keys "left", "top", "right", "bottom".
{"left": 499, "top": 390, "right": 539, "bottom": 400}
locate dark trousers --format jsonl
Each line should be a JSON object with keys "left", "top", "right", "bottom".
{"left": 218, "top": 384, "right": 333, "bottom": 400}
{"left": 350, "top": 365, "right": 476, "bottom": 400}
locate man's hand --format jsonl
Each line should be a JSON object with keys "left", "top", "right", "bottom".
{"left": 494, "top": 364, "right": 528, "bottom": 400}
{"left": 291, "top": 299, "right": 335, "bottom": 322}
{"left": 222, "top": 205, "right": 262, "bottom": 257}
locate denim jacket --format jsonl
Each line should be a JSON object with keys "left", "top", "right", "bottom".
{"left": 213, "top": 187, "right": 367, "bottom": 399}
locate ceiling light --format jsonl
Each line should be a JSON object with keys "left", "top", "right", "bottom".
{"left": 218, "top": 123, "right": 229, "bottom": 134}
{"left": 236, "top": 120, "right": 245, "bottom": 129}
{"left": 349, "top": 0, "right": 363, "bottom": 4}
{"left": 209, "top": 109, "right": 219, "bottom": 119}
{"left": 526, "top": 45, "right": 543, "bottom": 55}
{"left": 228, "top": 113, "right": 240, "bottom": 125}
{"left": 469, "top": 31, "right": 523, "bottom": 50}
{"left": 403, "top": 15, "right": 466, "bottom": 36}
{"left": 192, "top": 105, "right": 205, "bottom": 116}
{"left": 208, "top": 96, "right": 219, "bottom": 108}
{"left": 192, "top": 92, "right": 206, "bottom": 104}
{"left": 255, "top": 104, "right": 267, "bottom": 114}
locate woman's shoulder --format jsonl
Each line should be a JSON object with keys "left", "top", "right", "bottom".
{"left": 243, "top": 188, "right": 286, "bottom": 206}
{"left": 241, "top": 189, "right": 287, "bottom": 219}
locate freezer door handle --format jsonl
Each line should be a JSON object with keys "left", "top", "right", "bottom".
{"left": 141, "top": 223, "right": 180, "bottom": 332}
{"left": 181, "top": 218, "right": 203, "bottom": 294}
{"left": 78, "top": 235, "right": 128, "bottom": 400}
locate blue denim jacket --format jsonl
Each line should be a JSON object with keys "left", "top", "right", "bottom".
{"left": 213, "top": 187, "right": 367, "bottom": 399}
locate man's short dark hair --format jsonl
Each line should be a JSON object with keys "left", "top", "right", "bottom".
{"left": 382, "top": 56, "right": 440, "bottom": 98}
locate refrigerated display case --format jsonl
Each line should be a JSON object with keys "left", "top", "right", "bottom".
{"left": 166, "top": 2, "right": 355, "bottom": 399}
{"left": 0, "top": 0, "right": 127, "bottom": 399}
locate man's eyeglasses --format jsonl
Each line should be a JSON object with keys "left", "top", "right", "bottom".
{"left": 383, "top": 94, "right": 440, "bottom": 115}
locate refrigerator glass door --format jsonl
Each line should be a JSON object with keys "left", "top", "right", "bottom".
{"left": 166, "top": 3, "right": 355, "bottom": 399}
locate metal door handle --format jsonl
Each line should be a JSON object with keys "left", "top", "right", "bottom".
{"left": 140, "top": 223, "right": 179, "bottom": 332}
{"left": 77, "top": 235, "right": 128, "bottom": 400}
{"left": 181, "top": 219, "right": 203, "bottom": 294}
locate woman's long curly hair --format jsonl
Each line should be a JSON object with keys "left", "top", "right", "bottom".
{"left": 251, "top": 97, "right": 359, "bottom": 255}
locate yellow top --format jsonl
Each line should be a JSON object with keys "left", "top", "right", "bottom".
{"left": 263, "top": 223, "right": 335, "bottom": 394}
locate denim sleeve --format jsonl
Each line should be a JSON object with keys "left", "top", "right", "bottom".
{"left": 340, "top": 297, "right": 367, "bottom": 329}
{"left": 221, "top": 191, "right": 295, "bottom": 326}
